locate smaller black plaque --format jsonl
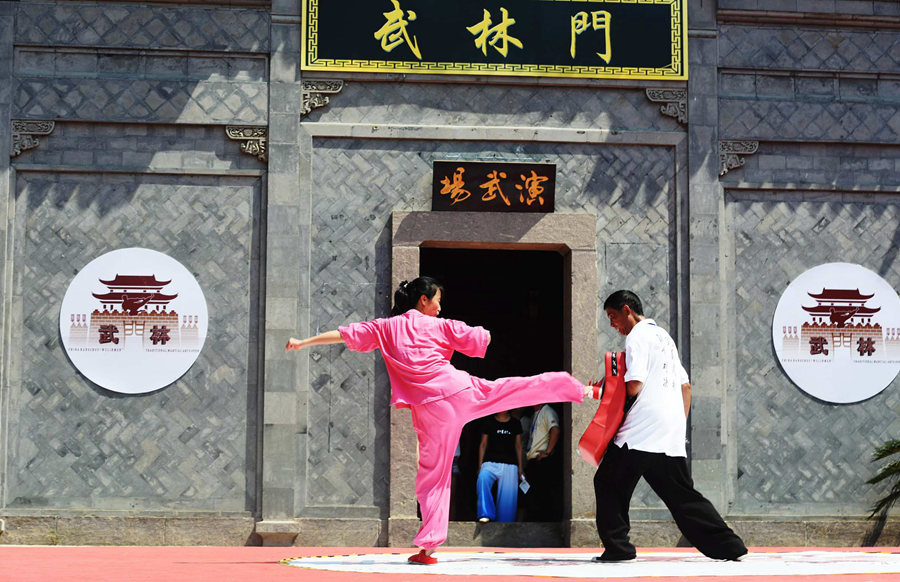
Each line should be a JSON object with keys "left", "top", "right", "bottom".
{"left": 432, "top": 161, "right": 556, "bottom": 213}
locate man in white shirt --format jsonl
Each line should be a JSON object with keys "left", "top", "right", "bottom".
{"left": 593, "top": 290, "right": 747, "bottom": 563}
{"left": 527, "top": 403, "right": 559, "bottom": 461}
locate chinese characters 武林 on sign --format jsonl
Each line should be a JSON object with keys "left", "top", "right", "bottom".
{"left": 59, "top": 248, "right": 209, "bottom": 395}
{"left": 302, "top": 0, "right": 687, "bottom": 80}
{"left": 432, "top": 161, "right": 556, "bottom": 212}
{"left": 772, "top": 262, "right": 900, "bottom": 404}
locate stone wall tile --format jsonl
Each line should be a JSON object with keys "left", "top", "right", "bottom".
{"left": 15, "top": 4, "right": 269, "bottom": 53}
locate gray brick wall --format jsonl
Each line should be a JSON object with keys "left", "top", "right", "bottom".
{"left": 12, "top": 2, "right": 269, "bottom": 125}
{"left": 8, "top": 171, "right": 261, "bottom": 511}
{"left": 722, "top": 142, "right": 900, "bottom": 188}
{"left": 2, "top": 1, "right": 267, "bottom": 519}
{"left": 718, "top": 0, "right": 899, "bottom": 17}
{"left": 15, "top": 122, "right": 263, "bottom": 171}
{"left": 14, "top": 3, "right": 269, "bottom": 52}
{"left": 727, "top": 189, "right": 900, "bottom": 514}
{"left": 717, "top": 2, "right": 900, "bottom": 522}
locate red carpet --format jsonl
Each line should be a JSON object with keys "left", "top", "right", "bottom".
{"left": 2, "top": 546, "right": 899, "bottom": 582}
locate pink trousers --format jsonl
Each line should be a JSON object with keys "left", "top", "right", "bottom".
{"left": 408, "top": 371, "right": 585, "bottom": 549}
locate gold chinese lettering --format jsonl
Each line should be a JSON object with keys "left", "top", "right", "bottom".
{"left": 515, "top": 171, "right": 549, "bottom": 206}
{"left": 440, "top": 168, "right": 471, "bottom": 205}
{"left": 480, "top": 170, "right": 510, "bottom": 206}
{"left": 467, "top": 8, "right": 523, "bottom": 57}
{"left": 570, "top": 10, "right": 611, "bottom": 63}
{"left": 374, "top": 0, "right": 422, "bottom": 60}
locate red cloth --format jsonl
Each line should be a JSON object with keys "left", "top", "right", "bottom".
{"left": 578, "top": 352, "right": 627, "bottom": 467}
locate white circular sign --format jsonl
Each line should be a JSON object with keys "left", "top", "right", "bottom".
{"left": 772, "top": 262, "right": 900, "bottom": 403}
{"left": 59, "top": 248, "right": 208, "bottom": 394}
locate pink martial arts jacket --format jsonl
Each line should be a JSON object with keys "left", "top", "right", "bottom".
{"left": 338, "top": 309, "right": 490, "bottom": 408}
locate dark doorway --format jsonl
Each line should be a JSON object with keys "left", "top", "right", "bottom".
{"left": 419, "top": 247, "right": 567, "bottom": 522}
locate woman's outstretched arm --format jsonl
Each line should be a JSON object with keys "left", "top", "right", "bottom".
{"left": 285, "top": 330, "right": 345, "bottom": 351}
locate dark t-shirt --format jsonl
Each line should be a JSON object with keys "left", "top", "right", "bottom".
{"left": 481, "top": 416, "right": 523, "bottom": 466}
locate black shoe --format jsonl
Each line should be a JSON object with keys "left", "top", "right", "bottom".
{"left": 591, "top": 552, "right": 636, "bottom": 563}
{"left": 710, "top": 546, "right": 748, "bottom": 561}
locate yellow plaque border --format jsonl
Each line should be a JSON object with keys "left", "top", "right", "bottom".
{"left": 302, "top": 0, "right": 688, "bottom": 81}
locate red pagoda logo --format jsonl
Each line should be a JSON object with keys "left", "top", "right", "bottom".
{"left": 780, "top": 287, "right": 900, "bottom": 360}
{"left": 772, "top": 263, "right": 900, "bottom": 404}
{"left": 67, "top": 273, "right": 201, "bottom": 350}
{"left": 93, "top": 274, "right": 177, "bottom": 315}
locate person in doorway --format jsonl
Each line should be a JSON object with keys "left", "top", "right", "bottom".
{"left": 286, "top": 276, "right": 595, "bottom": 565}
{"left": 523, "top": 402, "right": 563, "bottom": 521}
{"left": 476, "top": 410, "right": 523, "bottom": 523}
{"left": 512, "top": 407, "right": 533, "bottom": 451}
{"left": 593, "top": 290, "right": 747, "bottom": 563}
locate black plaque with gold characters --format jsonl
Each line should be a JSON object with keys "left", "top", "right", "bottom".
{"left": 432, "top": 161, "right": 556, "bottom": 212}
{"left": 302, "top": 0, "right": 687, "bottom": 80}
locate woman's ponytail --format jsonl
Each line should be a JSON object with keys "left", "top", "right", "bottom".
{"left": 391, "top": 276, "right": 443, "bottom": 316}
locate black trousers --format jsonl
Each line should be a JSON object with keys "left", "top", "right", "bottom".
{"left": 593, "top": 443, "right": 747, "bottom": 560}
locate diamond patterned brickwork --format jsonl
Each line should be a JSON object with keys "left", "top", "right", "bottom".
{"left": 728, "top": 190, "right": 900, "bottom": 514}
{"left": 308, "top": 82, "right": 681, "bottom": 132}
{"left": 305, "top": 138, "right": 678, "bottom": 510}
{"left": 15, "top": 49, "right": 268, "bottom": 84}
{"left": 720, "top": 24, "right": 900, "bottom": 75}
{"left": 718, "top": 25, "right": 900, "bottom": 144}
{"left": 718, "top": 23, "right": 900, "bottom": 144}
{"left": 14, "top": 77, "right": 267, "bottom": 125}
{"left": 14, "top": 3, "right": 269, "bottom": 52}
{"left": 7, "top": 172, "right": 261, "bottom": 511}
{"left": 719, "top": 96, "right": 900, "bottom": 144}
{"left": 11, "top": 3, "right": 269, "bottom": 124}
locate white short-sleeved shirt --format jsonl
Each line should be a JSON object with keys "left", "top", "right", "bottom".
{"left": 527, "top": 405, "right": 559, "bottom": 460}
{"left": 613, "top": 319, "right": 690, "bottom": 457}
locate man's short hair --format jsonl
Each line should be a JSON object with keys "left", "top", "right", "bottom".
{"left": 603, "top": 290, "right": 644, "bottom": 316}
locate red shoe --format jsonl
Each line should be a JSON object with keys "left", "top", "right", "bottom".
{"left": 408, "top": 550, "right": 438, "bottom": 565}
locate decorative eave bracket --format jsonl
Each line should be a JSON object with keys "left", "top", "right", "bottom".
{"left": 11, "top": 120, "right": 55, "bottom": 157}
{"left": 302, "top": 79, "right": 344, "bottom": 117}
{"left": 719, "top": 140, "right": 759, "bottom": 176}
{"left": 226, "top": 126, "right": 267, "bottom": 162}
{"left": 645, "top": 88, "right": 687, "bottom": 125}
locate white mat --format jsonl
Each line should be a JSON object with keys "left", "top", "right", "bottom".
{"left": 283, "top": 550, "right": 900, "bottom": 578}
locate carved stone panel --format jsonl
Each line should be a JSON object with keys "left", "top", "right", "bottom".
{"left": 10, "top": 120, "right": 54, "bottom": 157}
{"left": 226, "top": 126, "right": 267, "bottom": 161}
{"left": 301, "top": 80, "right": 344, "bottom": 116}
{"left": 646, "top": 88, "right": 687, "bottom": 125}
{"left": 719, "top": 140, "right": 759, "bottom": 176}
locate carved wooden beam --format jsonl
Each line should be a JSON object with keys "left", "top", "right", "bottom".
{"left": 11, "top": 120, "right": 55, "bottom": 157}
{"left": 301, "top": 79, "right": 344, "bottom": 117}
{"left": 719, "top": 140, "right": 759, "bottom": 176}
{"left": 645, "top": 88, "right": 687, "bottom": 125}
{"left": 225, "top": 126, "right": 267, "bottom": 162}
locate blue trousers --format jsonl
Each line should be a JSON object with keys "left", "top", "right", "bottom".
{"left": 476, "top": 461, "right": 519, "bottom": 522}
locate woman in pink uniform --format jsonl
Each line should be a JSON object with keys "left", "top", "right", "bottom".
{"left": 286, "top": 277, "right": 591, "bottom": 564}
